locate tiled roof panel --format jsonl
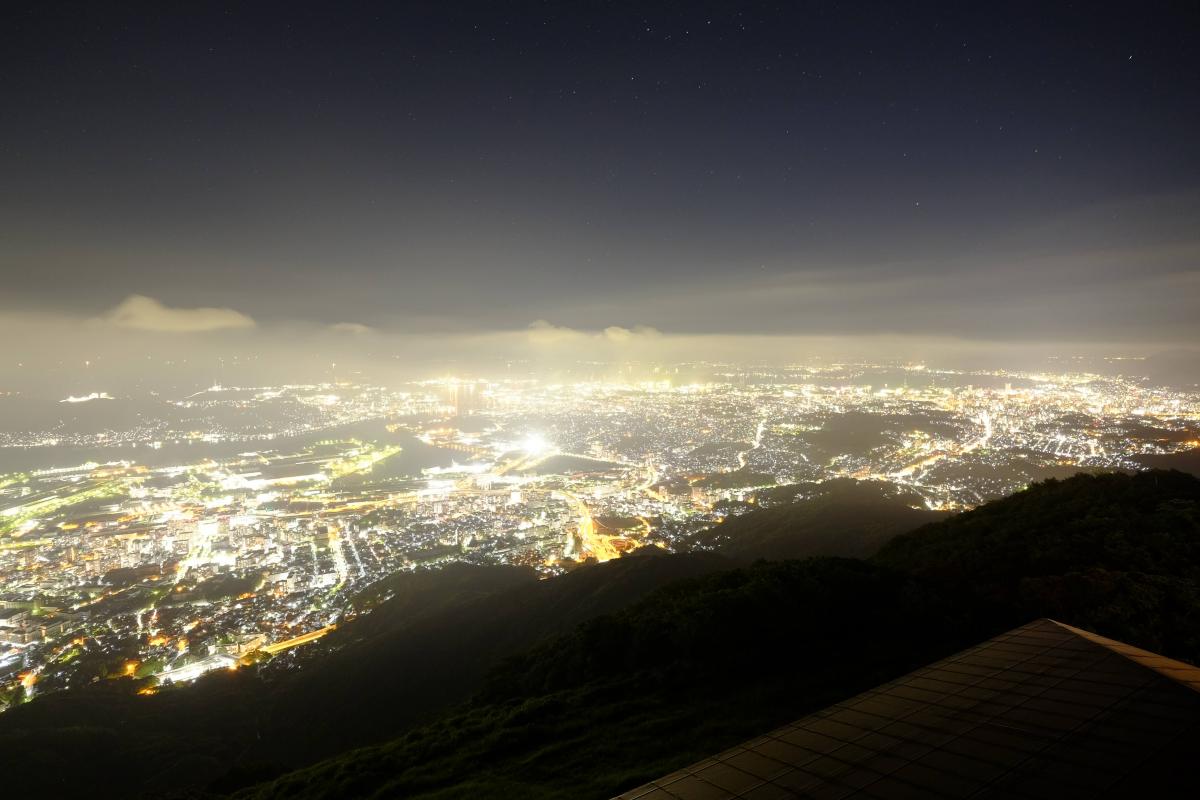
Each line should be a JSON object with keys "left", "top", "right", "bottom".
{"left": 615, "top": 619, "right": 1200, "bottom": 799}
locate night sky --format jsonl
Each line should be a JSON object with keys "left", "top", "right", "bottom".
{"left": 3, "top": 2, "right": 1199, "bottom": 382}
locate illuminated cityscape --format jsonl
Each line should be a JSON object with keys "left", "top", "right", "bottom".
{"left": 2, "top": 361, "right": 1196, "bottom": 706}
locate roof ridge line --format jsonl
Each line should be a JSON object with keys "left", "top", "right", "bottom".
{"left": 1044, "top": 618, "right": 1200, "bottom": 693}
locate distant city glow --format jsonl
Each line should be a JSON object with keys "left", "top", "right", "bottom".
{"left": 1, "top": 362, "right": 1197, "bottom": 705}
{"left": 59, "top": 392, "right": 114, "bottom": 404}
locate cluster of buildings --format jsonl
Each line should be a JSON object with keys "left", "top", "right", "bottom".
{"left": 0, "top": 364, "right": 1196, "bottom": 708}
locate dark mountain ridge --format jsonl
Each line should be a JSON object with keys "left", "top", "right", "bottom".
{"left": 694, "top": 478, "right": 947, "bottom": 560}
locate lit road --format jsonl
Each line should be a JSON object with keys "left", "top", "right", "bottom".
{"left": 261, "top": 623, "right": 337, "bottom": 655}
{"left": 738, "top": 418, "right": 768, "bottom": 469}
{"left": 327, "top": 524, "right": 350, "bottom": 588}
{"left": 558, "top": 489, "right": 620, "bottom": 562}
{"left": 175, "top": 519, "right": 216, "bottom": 583}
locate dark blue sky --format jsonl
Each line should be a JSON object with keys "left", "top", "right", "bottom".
{"left": 2, "top": 1, "right": 1198, "bottom": 345}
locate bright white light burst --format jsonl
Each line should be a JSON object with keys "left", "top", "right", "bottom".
{"left": 522, "top": 433, "right": 551, "bottom": 455}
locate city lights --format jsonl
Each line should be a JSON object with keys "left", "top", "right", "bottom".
{"left": 1, "top": 362, "right": 1197, "bottom": 705}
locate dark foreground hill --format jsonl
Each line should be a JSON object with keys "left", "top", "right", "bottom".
{"left": 240, "top": 557, "right": 986, "bottom": 800}
{"left": 3, "top": 470, "right": 1199, "bottom": 800}
{"left": 266, "top": 548, "right": 734, "bottom": 764}
{"left": 239, "top": 470, "right": 1200, "bottom": 800}
{"left": 1136, "top": 445, "right": 1200, "bottom": 477}
{"left": 0, "top": 551, "right": 732, "bottom": 797}
{"left": 876, "top": 468, "right": 1200, "bottom": 661}
{"left": 694, "top": 478, "right": 947, "bottom": 560}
